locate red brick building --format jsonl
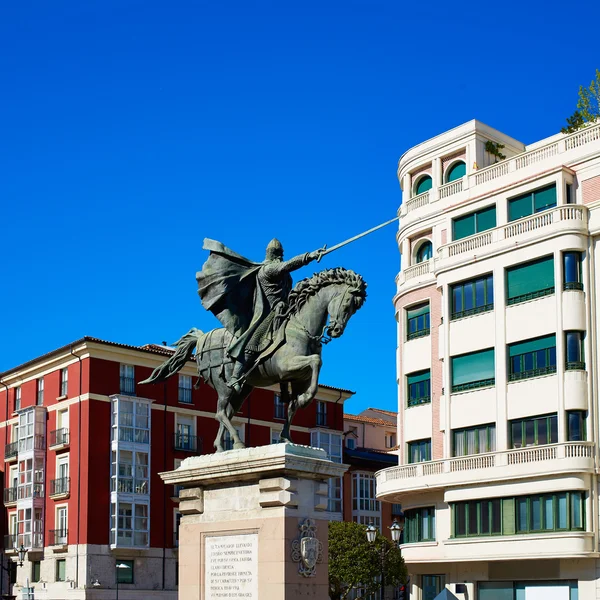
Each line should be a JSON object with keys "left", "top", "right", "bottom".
{"left": 0, "top": 336, "right": 351, "bottom": 599}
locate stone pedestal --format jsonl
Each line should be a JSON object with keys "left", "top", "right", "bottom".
{"left": 160, "top": 443, "right": 348, "bottom": 600}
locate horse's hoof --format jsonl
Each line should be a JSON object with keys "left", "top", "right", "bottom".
{"left": 233, "top": 441, "right": 246, "bottom": 450}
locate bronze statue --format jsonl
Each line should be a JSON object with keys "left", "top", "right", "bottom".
{"left": 141, "top": 237, "right": 367, "bottom": 452}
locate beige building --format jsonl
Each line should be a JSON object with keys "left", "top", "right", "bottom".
{"left": 376, "top": 120, "right": 600, "bottom": 600}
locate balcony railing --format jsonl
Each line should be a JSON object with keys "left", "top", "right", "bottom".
{"left": 49, "top": 428, "right": 69, "bottom": 447}
{"left": 4, "top": 533, "right": 43, "bottom": 550}
{"left": 5, "top": 441, "right": 18, "bottom": 461}
{"left": 50, "top": 477, "right": 70, "bottom": 497}
{"left": 173, "top": 433, "right": 202, "bottom": 454}
{"left": 397, "top": 259, "right": 433, "bottom": 285}
{"left": 18, "top": 483, "right": 44, "bottom": 500}
{"left": 377, "top": 442, "right": 596, "bottom": 487}
{"left": 3, "top": 488, "right": 17, "bottom": 504}
{"left": 4, "top": 535, "right": 17, "bottom": 550}
{"left": 49, "top": 529, "right": 68, "bottom": 546}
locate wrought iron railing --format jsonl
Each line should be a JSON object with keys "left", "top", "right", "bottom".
{"left": 4, "top": 441, "right": 18, "bottom": 460}
{"left": 50, "top": 477, "right": 70, "bottom": 496}
{"left": 49, "top": 529, "right": 68, "bottom": 546}
{"left": 173, "top": 433, "right": 202, "bottom": 454}
{"left": 50, "top": 428, "right": 69, "bottom": 447}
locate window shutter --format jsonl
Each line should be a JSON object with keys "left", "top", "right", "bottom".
{"left": 509, "top": 334, "right": 556, "bottom": 357}
{"left": 502, "top": 498, "right": 515, "bottom": 535}
{"left": 506, "top": 256, "right": 554, "bottom": 300}
{"left": 451, "top": 349, "right": 495, "bottom": 386}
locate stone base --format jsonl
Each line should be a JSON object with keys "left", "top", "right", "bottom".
{"left": 160, "top": 443, "right": 348, "bottom": 600}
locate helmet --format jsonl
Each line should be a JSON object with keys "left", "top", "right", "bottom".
{"left": 266, "top": 238, "right": 284, "bottom": 261}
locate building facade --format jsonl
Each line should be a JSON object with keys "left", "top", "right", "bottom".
{"left": 376, "top": 120, "right": 600, "bottom": 599}
{"left": 0, "top": 336, "right": 351, "bottom": 599}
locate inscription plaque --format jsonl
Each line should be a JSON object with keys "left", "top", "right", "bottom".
{"left": 205, "top": 533, "right": 258, "bottom": 599}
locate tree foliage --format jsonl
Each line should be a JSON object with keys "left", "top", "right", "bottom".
{"left": 562, "top": 69, "right": 600, "bottom": 133}
{"left": 329, "top": 520, "right": 407, "bottom": 600}
{"left": 484, "top": 140, "right": 506, "bottom": 162}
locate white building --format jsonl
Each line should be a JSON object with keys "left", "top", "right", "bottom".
{"left": 376, "top": 120, "right": 600, "bottom": 600}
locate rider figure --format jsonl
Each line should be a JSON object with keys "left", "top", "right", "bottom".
{"left": 228, "top": 238, "right": 323, "bottom": 393}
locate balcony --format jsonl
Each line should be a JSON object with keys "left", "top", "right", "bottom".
{"left": 50, "top": 477, "right": 70, "bottom": 499}
{"left": 5, "top": 441, "right": 18, "bottom": 462}
{"left": 18, "top": 483, "right": 44, "bottom": 500}
{"left": 4, "top": 534, "right": 17, "bottom": 551}
{"left": 173, "top": 433, "right": 202, "bottom": 454}
{"left": 376, "top": 442, "right": 595, "bottom": 500}
{"left": 3, "top": 487, "right": 17, "bottom": 506}
{"left": 49, "top": 428, "right": 69, "bottom": 449}
{"left": 18, "top": 435, "right": 45, "bottom": 452}
{"left": 4, "top": 533, "right": 43, "bottom": 551}
{"left": 49, "top": 529, "right": 68, "bottom": 547}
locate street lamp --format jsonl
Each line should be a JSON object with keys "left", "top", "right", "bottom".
{"left": 115, "top": 562, "right": 131, "bottom": 600}
{"left": 17, "top": 545, "right": 28, "bottom": 568}
{"left": 366, "top": 519, "right": 405, "bottom": 600}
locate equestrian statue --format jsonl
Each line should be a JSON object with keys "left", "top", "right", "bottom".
{"left": 141, "top": 218, "right": 397, "bottom": 452}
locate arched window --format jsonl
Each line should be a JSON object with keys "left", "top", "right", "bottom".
{"left": 416, "top": 241, "right": 432, "bottom": 263}
{"left": 446, "top": 161, "right": 466, "bottom": 183}
{"left": 415, "top": 175, "right": 433, "bottom": 195}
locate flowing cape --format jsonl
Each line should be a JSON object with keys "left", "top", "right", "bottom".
{"left": 196, "top": 239, "right": 269, "bottom": 360}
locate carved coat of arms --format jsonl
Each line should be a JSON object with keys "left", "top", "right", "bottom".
{"left": 291, "top": 518, "right": 323, "bottom": 577}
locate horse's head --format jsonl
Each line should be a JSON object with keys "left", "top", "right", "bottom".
{"left": 326, "top": 271, "right": 367, "bottom": 338}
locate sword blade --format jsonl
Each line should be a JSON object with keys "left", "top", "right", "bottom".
{"left": 321, "top": 216, "right": 399, "bottom": 256}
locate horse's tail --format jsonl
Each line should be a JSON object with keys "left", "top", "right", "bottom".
{"left": 139, "top": 328, "right": 204, "bottom": 385}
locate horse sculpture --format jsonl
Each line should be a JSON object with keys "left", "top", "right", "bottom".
{"left": 141, "top": 267, "right": 366, "bottom": 452}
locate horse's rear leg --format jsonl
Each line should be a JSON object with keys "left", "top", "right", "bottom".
{"left": 214, "top": 386, "right": 251, "bottom": 452}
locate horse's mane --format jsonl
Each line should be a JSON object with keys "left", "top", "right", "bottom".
{"left": 287, "top": 267, "right": 367, "bottom": 315}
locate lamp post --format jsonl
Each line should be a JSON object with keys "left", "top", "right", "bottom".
{"left": 115, "top": 562, "right": 131, "bottom": 600}
{"left": 366, "top": 519, "right": 404, "bottom": 600}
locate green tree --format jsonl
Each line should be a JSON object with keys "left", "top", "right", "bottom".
{"left": 329, "top": 521, "right": 407, "bottom": 600}
{"left": 562, "top": 69, "right": 600, "bottom": 133}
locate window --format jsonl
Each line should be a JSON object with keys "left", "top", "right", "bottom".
{"left": 60, "top": 367, "right": 68, "bottom": 397}
{"left": 31, "top": 561, "right": 41, "bottom": 583}
{"left": 506, "top": 256, "right": 554, "bottom": 305}
{"left": 112, "top": 398, "right": 150, "bottom": 444}
{"left": 508, "top": 184, "right": 557, "bottom": 221}
{"left": 56, "top": 506, "right": 68, "bottom": 544}
{"left": 453, "top": 424, "right": 496, "bottom": 457}
{"left": 111, "top": 449, "right": 149, "bottom": 495}
{"left": 563, "top": 252, "right": 583, "bottom": 290}
{"left": 116, "top": 560, "right": 134, "bottom": 584}
{"left": 446, "top": 161, "right": 466, "bottom": 183}
{"left": 270, "top": 429, "right": 281, "bottom": 444}
{"left": 385, "top": 432, "right": 396, "bottom": 448}
{"left": 346, "top": 426, "right": 357, "bottom": 450}
{"left": 404, "top": 507, "right": 435, "bottom": 543}
{"left": 56, "top": 559, "right": 66, "bottom": 582}
{"left": 566, "top": 182, "right": 574, "bottom": 204}
{"left": 222, "top": 425, "right": 244, "bottom": 451}
{"left": 274, "top": 394, "right": 286, "bottom": 420}
{"left": 352, "top": 473, "right": 380, "bottom": 512}
{"left": 451, "top": 274, "right": 493, "bottom": 319}
{"left": 111, "top": 502, "right": 149, "bottom": 547}
{"left": 416, "top": 241, "right": 432, "bottom": 263}
{"left": 175, "top": 415, "right": 196, "bottom": 451}
{"left": 423, "top": 575, "right": 445, "bottom": 600}
{"left": 407, "top": 371, "right": 431, "bottom": 407}
{"left": 310, "top": 431, "right": 342, "bottom": 512}
{"left": 567, "top": 411, "right": 587, "bottom": 441}
{"left": 452, "top": 491, "right": 583, "bottom": 537}
{"left": 178, "top": 375, "right": 192, "bottom": 404}
{"left": 508, "top": 334, "right": 557, "bottom": 381}
{"left": 407, "top": 439, "right": 431, "bottom": 463}
{"left": 316, "top": 401, "right": 327, "bottom": 427}
{"left": 451, "top": 349, "right": 495, "bottom": 392}
{"left": 15, "top": 387, "right": 21, "bottom": 412}
{"left": 54, "top": 455, "right": 69, "bottom": 495}
{"left": 565, "top": 331, "right": 585, "bottom": 370}
{"left": 415, "top": 175, "right": 432, "bottom": 195}
{"left": 36, "top": 378, "right": 44, "bottom": 406}
{"left": 452, "top": 206, "right": 496, "bottom": 241}
{"left": 406, "top": 303, "right": 430, "bottom": 340}
{"left": 120, "top": 364, "right": 135, "bottom": 395}
{"left": 510, "top": 414, "right": 557, "bottom": 448}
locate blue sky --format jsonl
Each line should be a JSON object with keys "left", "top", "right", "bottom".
{"left": 1, "top": 0, "right": 598, "bottom": 414}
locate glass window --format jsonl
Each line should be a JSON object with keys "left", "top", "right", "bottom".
{"left": 316, "top": 401, "right": 327, "bottom": 426}
{"left": 446, "top": 161, "right": 466, "bottom": 182}
{"left": 568, "top": 411, "right": 587, "bottom": 441}
{"left": 120, "top": 364, "right": 135, "bottom": 395}
{"left": 404, "top": 507, "right": 435, "bottom": 543}
{"left": 415, "top": 175, "right": 432, "bottom": 195}
{"left": 274, "top": 394, "right": 286, "bottom": 419}
{"left": 407, "top": 439, "right": 431, "bottom": 463}
{"left": 510, "top": 414, "right": 558, "bottom": 448}
{"left": 508, "top": 184, "right": 557, "bottom": 221}
{"left": 113, "top": 398, "right": 150, "bottom": 444}
{"left": 406, "top": 303, "right": 430, "bottom": 340}
{"left": 506, "top": 256, "right": 555, "bottom": 305}
{"left": 450, "top": 274, "right": 493, "bottom": 319}
{"left": 508, "top": 335, "right": 557, "bottom": 381}
{"left": 31, "top": 561, "right": 41, "bottom": 583}
{"left": 407, "top": 371, "right": 431, "bottom": 407}
{"left": 36, "top": 378, "right": 44, "bottom": 406}
{"left": 352, "top": 472, "right": 380, "bottom": 512}
{"left": 452, "top": 424, "right": 495, "bottom": 456}
{"left": 15, "top": 387, "right": 21, "bottom": 412}
{"left": 60, "top": 367, "right": 69, "bottom": 397}
{"left": 116, "top": 560, "right": 134, "bottom": 584}
{"left": 310, "top": 431, "right": 342, "bottom": 512}
{"left": 451, "top": 349, "right": 495, "bottom": 392}
{"left": 452, "top": 206, "right": 496, "bottom": 241}
{"left": 178, "top": 375, "right": 193, "bottom": 404}
{"left": 563, "top": 252, "right": 583, "bottom": 290}
{"left": 565, "top": 331, "right": 585, "bottom": 370}
{"left": 56, "top": 559, "right": 66, "bottom": 582}
{"left": 416, "top": 241, "right": 432, "bottom": 263}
